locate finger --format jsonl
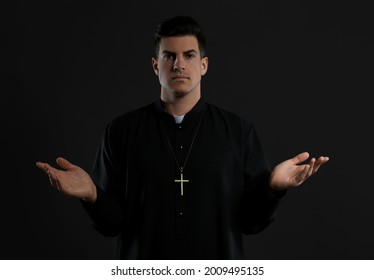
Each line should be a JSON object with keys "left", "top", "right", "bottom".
{"left": 50, "top": 176, "right": 60, "bottom": 189}
{"left": 316, "top": 156, "right": 329, "bottom": 164}
{"left": 36, "top": 162, "right": 56, "bottom": 175}
{"left": 44, "top": 164, "right": 61, "bottom": 185}
{"left": 312, "top": 159, "right": 322, "bottom": 174}
{"left": 55, "top": 179, "right": 62, "bottom": 192}
{"left": 36, "top": 162, "right": 44, "bottom": 170}
{"left": 43, "top": 163, "right": 58, "bottom": 174}
{"left": 319, "top": 156, "right": 330, "bottom": 164}
{"left": 49, "top": 168, "right": 64, "bottom": 189}
{"left": 291, "top": 152, "right": 310, "bottom": 165}
{"left": 312, "top": 156, "right": 329, "bottom": 174}
{"left": 48, "top": 172, "right": 55, "bottom": 186}
{"left": 36, "top": 162, "right": 49, "bottom": 173}
{"left": 56, "top": 157, "right": 75, "bottom": 171}
{"left": 36, "top": 162, "right": 62, "bottom": 189}
{"left": 295, "top": 164, "right": 310, "bottom": 184}
{"left": 307, "top": 158, "right": 316, "bottom": 177}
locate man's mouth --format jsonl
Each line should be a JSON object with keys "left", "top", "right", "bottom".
{"left": 172, "top": 75, "right": 189, "bottom": 80}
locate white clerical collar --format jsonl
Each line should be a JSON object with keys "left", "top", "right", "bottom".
{"left": 173, "top": 115, "right": 185, "bottom": 124}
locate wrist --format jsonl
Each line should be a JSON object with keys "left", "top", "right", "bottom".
{"left": 269, "top": 172, "right": 283, "bottom": 192}
{"left": 82, "top": 184, "right": 97, "bottom": 204}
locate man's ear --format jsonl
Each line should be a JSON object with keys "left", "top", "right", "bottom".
{"left": 152, "top": 57, "right": 159, "bottom": 75}
{"left": 200, "top": 57, "right": 208, "bottom": 76}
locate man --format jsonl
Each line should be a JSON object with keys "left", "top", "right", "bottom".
{"left": 36, "top": 16, "right": 329, "bottom": 259}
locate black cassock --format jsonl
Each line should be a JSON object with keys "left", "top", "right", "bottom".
{"left": 82, "top": 98, "right": 286, "bottom": 259}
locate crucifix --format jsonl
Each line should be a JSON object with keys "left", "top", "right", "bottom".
{"left": 175, "top": 172, "right": 189, "bottom": 196}
{"left": 159, "top": 111, "right": 205, "bottom": 197}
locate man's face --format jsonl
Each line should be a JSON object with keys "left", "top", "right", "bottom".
{"left": 152, "top": 35, "right": 208, "bottom": 98}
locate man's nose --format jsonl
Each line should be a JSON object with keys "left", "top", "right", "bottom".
{"left": 173, "top": 56, "right": 186, "bottom": 71}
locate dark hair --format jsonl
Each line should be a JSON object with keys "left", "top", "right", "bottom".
{"left": 154, "top": 16, "right": 207, "bottom": 58}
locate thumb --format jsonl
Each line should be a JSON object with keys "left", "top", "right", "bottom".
{"left": 56, "top": 157, "right": 75, "bottom": 171}
{"left": 291, "top": 152, "right": 310, "bottom": 164}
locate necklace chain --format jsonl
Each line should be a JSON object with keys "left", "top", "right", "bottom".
{"left": 159, "top": 110, "right": 206, "bottom": 173}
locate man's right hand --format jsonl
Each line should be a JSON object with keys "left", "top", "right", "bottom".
{"left": 36, "top": 157, "right": 97, "bottom": 203}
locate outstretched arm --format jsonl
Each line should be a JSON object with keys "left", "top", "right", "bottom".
{"left": 269, "top": 152, "right": 329, "bottom": 191}
{"left": 36, "top": 157, "right": 97, "bottom": 203}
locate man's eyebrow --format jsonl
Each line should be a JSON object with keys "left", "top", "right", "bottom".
{"left": 161, "top": 50, "right": 174, "bottom": 55}
{"left": 162, "top": 49, "right": 198, "bottom": 54}
{"left": 183, "top": 49, "right": 198, "bottom": 54}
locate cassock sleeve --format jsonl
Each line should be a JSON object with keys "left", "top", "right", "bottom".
{"left": 81, "top": 121, "right": 126, "bottom": 237}
{"left": 240, "top": 122, "right": 287, "bottom": 234}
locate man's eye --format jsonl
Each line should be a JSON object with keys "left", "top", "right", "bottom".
{"left": 163, "top": 54, "right": 173, "bottom": 60}
{"left": 186, "top": 53, "right": 196, "bottom": 59}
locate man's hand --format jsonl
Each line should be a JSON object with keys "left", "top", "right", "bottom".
{"left": 36, "top": 157, "right": 97, "bottom": 203}
{"left": 269, "top": 152, "right": 329, "bottom": 191}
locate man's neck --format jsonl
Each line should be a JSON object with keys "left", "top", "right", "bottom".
{"left": 161, "top": 91, "right": 201, "bottom": 116}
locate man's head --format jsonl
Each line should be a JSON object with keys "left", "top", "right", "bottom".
{"left": 154, "top": 16, "right": 207, "bottom": 59}
{"left": 152, "top": 16, "right": 209, "bottom": 102}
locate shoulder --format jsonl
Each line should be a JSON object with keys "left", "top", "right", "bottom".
{"left": 101, "top": 102, "right": 155, "bottom": 138}
{"left": 109, "top": 102, "right": 155, "bottom": 128}
{"left": 205, "top": 102, "right": 255, "bottom": 131}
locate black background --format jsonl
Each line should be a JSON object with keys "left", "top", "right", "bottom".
{"left": 1, "top": 0, "right": 373, "bottom": 259}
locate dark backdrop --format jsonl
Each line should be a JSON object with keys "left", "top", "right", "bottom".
{"left": 1, "top": 0, "right": 373, "bottom": 259}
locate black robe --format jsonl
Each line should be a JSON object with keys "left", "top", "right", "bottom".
{"left": 82, "top": 98, "right": 286, "bottom": 259}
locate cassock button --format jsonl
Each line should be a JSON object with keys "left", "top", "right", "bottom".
{"left": 178, "top": 212, "right": 183, "bottom": 217}
{"left": 178, "top": 234, "right": 184, "bottom": 241}
{"left": 179, "top": 145, "right": 183, "bottom": 149}
{"left": 178, "top": 125, "right": 182, "bottom": 129}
